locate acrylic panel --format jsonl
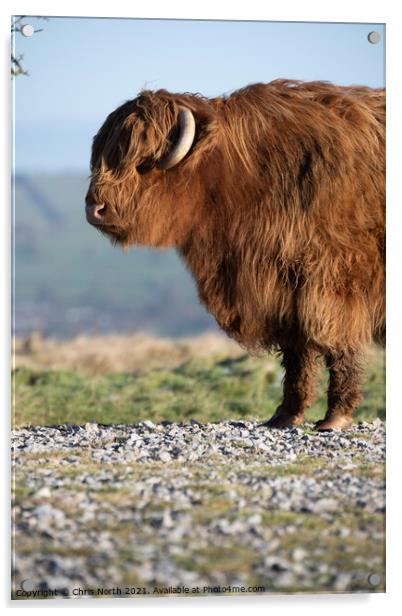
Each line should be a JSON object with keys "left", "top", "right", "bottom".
{"left": 11, "top": 16, "right": 385, "bottom": 600}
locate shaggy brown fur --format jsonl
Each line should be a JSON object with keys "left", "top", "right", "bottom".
{"left": 86, "top": 79, "right": 385, "bottom": 430}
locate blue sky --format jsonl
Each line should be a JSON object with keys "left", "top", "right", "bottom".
{"left": 13, "top": 17, "right": 385, "bottom": 173}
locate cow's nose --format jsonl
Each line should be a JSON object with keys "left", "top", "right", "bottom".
{"left": 86, "top": 203, "right": 107, "bottom": 224}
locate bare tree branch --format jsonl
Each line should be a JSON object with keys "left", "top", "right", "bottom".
{"left": 11, "top": 16, "right": 48, "bottom": 76}
{"left": 11, "top": 53, "right": 28, "bottom": 77}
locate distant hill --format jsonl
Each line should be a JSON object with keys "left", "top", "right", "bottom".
{"left": 13, "top": 174, "right": 217, "bottom": 338}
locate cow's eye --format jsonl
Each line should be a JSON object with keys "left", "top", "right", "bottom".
{"left": 136, "top": 159, "right": 154, "bottom": 175}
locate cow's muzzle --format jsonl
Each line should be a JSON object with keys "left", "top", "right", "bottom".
{"left": 86, "top": 203, "right": 107, "bottom": 226}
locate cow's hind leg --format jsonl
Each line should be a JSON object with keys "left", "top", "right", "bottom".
{"left": 315, "top": 349, "right": 363, "bottom": 431}
{"left": 263, "top": 345, "right": 318, "bottom": 428}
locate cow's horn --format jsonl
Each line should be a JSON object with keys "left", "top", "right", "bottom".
{"left": 157, "top": 107, "right": 196, "bottom": 170}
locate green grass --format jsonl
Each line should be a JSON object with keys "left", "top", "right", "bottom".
{"left": 11, "top": 341, "right": 385, "bottom": 597}
{"left": 12, "top": 350, "right": 385, "bottom": 428}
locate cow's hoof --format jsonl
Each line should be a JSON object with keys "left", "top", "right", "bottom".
{"left": 314, "top": 416, "right": 353, "bottom": 431}
{"left": 261, "top": 413, "right": 304, "bottom": 429}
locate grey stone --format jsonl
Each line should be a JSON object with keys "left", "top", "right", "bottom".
{"left": 159, "top": 451, "right": 171, "bottom": 462}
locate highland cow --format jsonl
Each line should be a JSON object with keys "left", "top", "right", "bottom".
{"left": 85, "top": 80, "right": 385, "bottom": 430}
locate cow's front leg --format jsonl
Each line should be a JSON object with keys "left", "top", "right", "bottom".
{"left": 263, "top": 345, "right": 318, "bottom": 428}
{"left": 315, "top": 349, "right": 363, "bottom": 431}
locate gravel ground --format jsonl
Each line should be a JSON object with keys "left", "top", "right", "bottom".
{"left": 12, "top": 419, "right": 385, "bottom": 599}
